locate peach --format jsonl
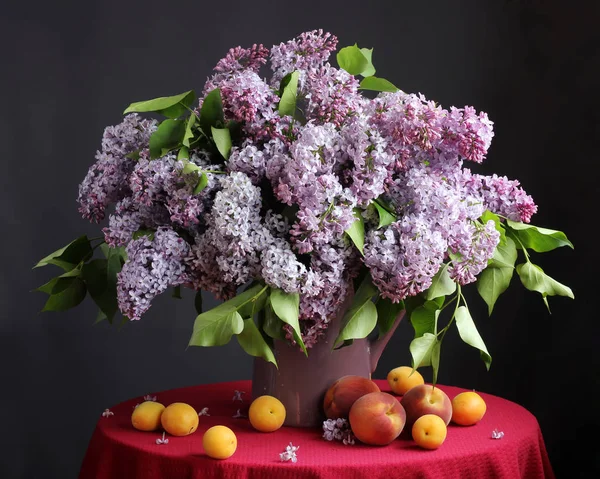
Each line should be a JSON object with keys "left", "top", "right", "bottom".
{"left": 412, "top": 414, "right": 447, "bottom": 450}
{"left": 323, "top": 375, "right": 380, "bottom": 419}
{"left": 348, "top": 391, "right": 406, "bottom": 446}
{"left": 400, "top": 384, "right": 452, "bottom": 429}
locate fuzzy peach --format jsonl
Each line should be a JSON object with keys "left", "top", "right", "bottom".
{"left": 348, "top": 391, "right": 406, "bottom": 446}
{"left": 400, "top": 384, "right": 452, "bottom": 429}
{"left": 323, "top": 375, "right": 380, "bottom": 419}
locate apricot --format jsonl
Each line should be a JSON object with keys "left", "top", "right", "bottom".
{"left": 160, "top": 402, "right": 199, "bottom": 436}
{"left": 412, "top": 414, "right": 447, "bottom": 450}
{"left": 348, "top": 391, "right": 406, "bottom": 446}
{"left": 248, "top": 395, "right": 286, "bottom": 432}
{"left": 323, "top": 375, "right": 380, "bottom": 419}
{"left": 387, "top": 366, "right": 425, "bottom": 396}
{"left": 400, "top": 384, "right": 452, "bottom": 428}
{"left": 131, "top": 401, "right": 165, "bottom": 432}
{"left": 203, "top": 425, "right": 237, "bottom": 459}
{"left": 451, "top": 391, "right": 487, "bottom": 426}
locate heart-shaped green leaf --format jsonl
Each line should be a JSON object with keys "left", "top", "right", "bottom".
{"left": 123, "top": 90, "right": 196, "bottom": 119}
{"left": 345, "top": 209, "right": 365, "bottom": 255}
{"left": 359, "top": 76, "right": 399, "bottom": 93}
{"left": 34, "top": 236, "right": 92, "bottom": 271}
{"left": 211, "top": 126, "right": 232, "bottom": 160}
{"left": 426, "top": 263, "right": 456, "bottom": 300}
{"left": 270, "top": 288, "right": 306, "bottom": 355}
{"left": 237, "top": 318, "right": 277, "bottom": 367}
{"left": 200, "top": 88, "right": 225, "bottom": 134}
{"left": 506, "top": 219, "right": 573, "bottom": 252}
{"left": 149, "top": 119, "right": 186, "bottom": 159}
{"left": 454, "top": 306, "right": 492, "bottom": 370}
{"left": 278, "top": 71, "right": 299, "bottom": 117}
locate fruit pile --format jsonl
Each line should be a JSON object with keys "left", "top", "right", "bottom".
{"left": 130, "top": 395, "right": 287, "bottom": 460}
{"left": 129, "top": 371, "right": 485, "bottom": 460}
{"left": 131, "top": 401, "right": 238, "bottom": 459}
{"left": 324, "top": 368, "right": 487, "bottom": 450}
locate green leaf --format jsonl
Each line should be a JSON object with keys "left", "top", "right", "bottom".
{"left": 359, "top": 76, "right": 399, "bottom": 93}
{"left": 372, "top": 200, "right": 396, "bottom": 229}
{"left": 181, "top": 160, "right": 209, "bottom": 194}
{"left": 94, "top": 310, "right": 108, "bottom": 325}
{"left": 270, "top": 288, "right": 306, "bottom": 355}
{"left": 335, "top": 275, "right": 379, "bottom": 347}
{"left": 278, "top": 71, "right": 299, "bottom": 117}
{"left": 506, "top": 219, "right": 574, "bottom": 253}
{"left": 345, "top": 209, "right": 365, "bottom": 255}
{"left": 125, "top": 150, "right": 141, "bottom": 161}
{"left": 488, "top": 236, "right": 518, "bottom": 269}
{"left": 123, "top": 90, "right": 196, "bottom": 119}
{"left": 426, "top": 263, "right": 456, "bottom": 300}
{"left": 172, "top": 286, "right": 182, "bottom": 299}
{"left": 177, "top": 146, "right": 189, "bottom": 160}
{"left": 34, "top": 236, "right": 92, "bottom": 271}
{"left": 454, "top": 306, "right": 492, "bottom": 370}
{"left": 194, "top": 290, "right": 203, "bottom": 314}
{"left": 149, "top": 119, "right": 186, "bottom": 159}
{"left": 211, "top": 126, "right": 232, "bottom": 160}
{"left": 200, "top": 88, "right": 225, "bottom": 134}
{"left": 262, "top": 300, "right": 285, "bottom": 340}
{"left": 376, "top": 297, "right": 405, "bottom": 338}
{"left": 238, "top": 284, "right": 269, "bottom": 319}
{"left": 189, "top": 308, "right": 244, "bottom": 347}
{"left": 359, "top": 48, "right": 376, "bottom": 77}
{"left": 516, "top": 262, "right": 574, "bottom": 312}
{"left": 336, "top": 44, "right": 373, "bottom": 76}
{"left": 82, "top": 258, "right": 120, "bottom": 323}
{"left": 41, "top": 277, "right": 87, "bottom": 312}
{"left": 193, "top": 172, "right": 209, "bottom": 194}
{"left": 183, "top": 112, "right": 196, "bottom": 148}
{"left": 410, "top": 301, "right": 441, "bottom": 338}
{"left": 237, "top": 318, "right": 277, "bottom": 367}
{"left": 477, "top": 237, "right": 517, "bottom": 315}
{"left": 132, "top": 229, "right": 155, "bottom": 241}
{"left": 409, "top": 332, "right": 440, "bottom": 370}
{"left": 35, "top": 277, "right": 61, "bottom": 294}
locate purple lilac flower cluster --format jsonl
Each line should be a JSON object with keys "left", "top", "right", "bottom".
{"left": 77, "top": 30, "right": 537, "bottom": 345}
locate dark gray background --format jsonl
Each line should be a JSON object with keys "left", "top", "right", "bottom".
{"left": 1, "top": 0, "right": 599, "bottom": 478}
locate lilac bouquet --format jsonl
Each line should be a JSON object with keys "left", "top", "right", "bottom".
{"left": 34, "top": 30, "right": 573, "bottom": 379}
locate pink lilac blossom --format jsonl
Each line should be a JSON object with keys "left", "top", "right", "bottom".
{"left": 214, "top": 44, "right": 269, "bottom": 74}
{"left": 78, "top": 114, "right": 157, "bottom": 221}
{"left": 270, "top": 29, "right": 338, "bottom": 84}
{"left": 304, "top": 64, "right": 362, "bottom": 127}
{"left": 459, "top": 170, "right": 537, "bottom": 223}
{"left": 117, "top": 228, "right": 190, "bottom": 320}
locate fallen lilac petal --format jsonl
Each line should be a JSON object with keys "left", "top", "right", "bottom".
{"left": 232, "top": 408, "right": 247, "bottom": 418}
{"left": 102, "top": 409, "right": 114, "bottom": 418}
{"left": 232, "top": 390, "right": 246, "bottom": 402}
{"left": 491, "top": 429, "right": 504, "bottom": 439}
{"left": 156, "top": 432, "right": 169, "bottom": 445}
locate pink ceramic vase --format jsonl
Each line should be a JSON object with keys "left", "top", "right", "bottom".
{"left": 251, "top": 302, "right": 405, "bottom": 428}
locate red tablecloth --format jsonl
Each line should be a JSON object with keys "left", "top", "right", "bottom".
{"left": 79, "top": 380, "right": 555, "bottom": 479}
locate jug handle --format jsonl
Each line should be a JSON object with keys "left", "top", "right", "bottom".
{"left": 369, "top": 310, "right": 406, "bottom": 373}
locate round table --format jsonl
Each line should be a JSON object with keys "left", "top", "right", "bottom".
{"left": 78, "top": 380, "right": 555, "bottom": 479}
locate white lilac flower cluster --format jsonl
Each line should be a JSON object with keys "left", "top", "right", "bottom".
{"left": 76, "top": 30, "right": 538, "bottom": 347}
{"left": 322, "top": 418, "right": 355, "bottom": 445}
